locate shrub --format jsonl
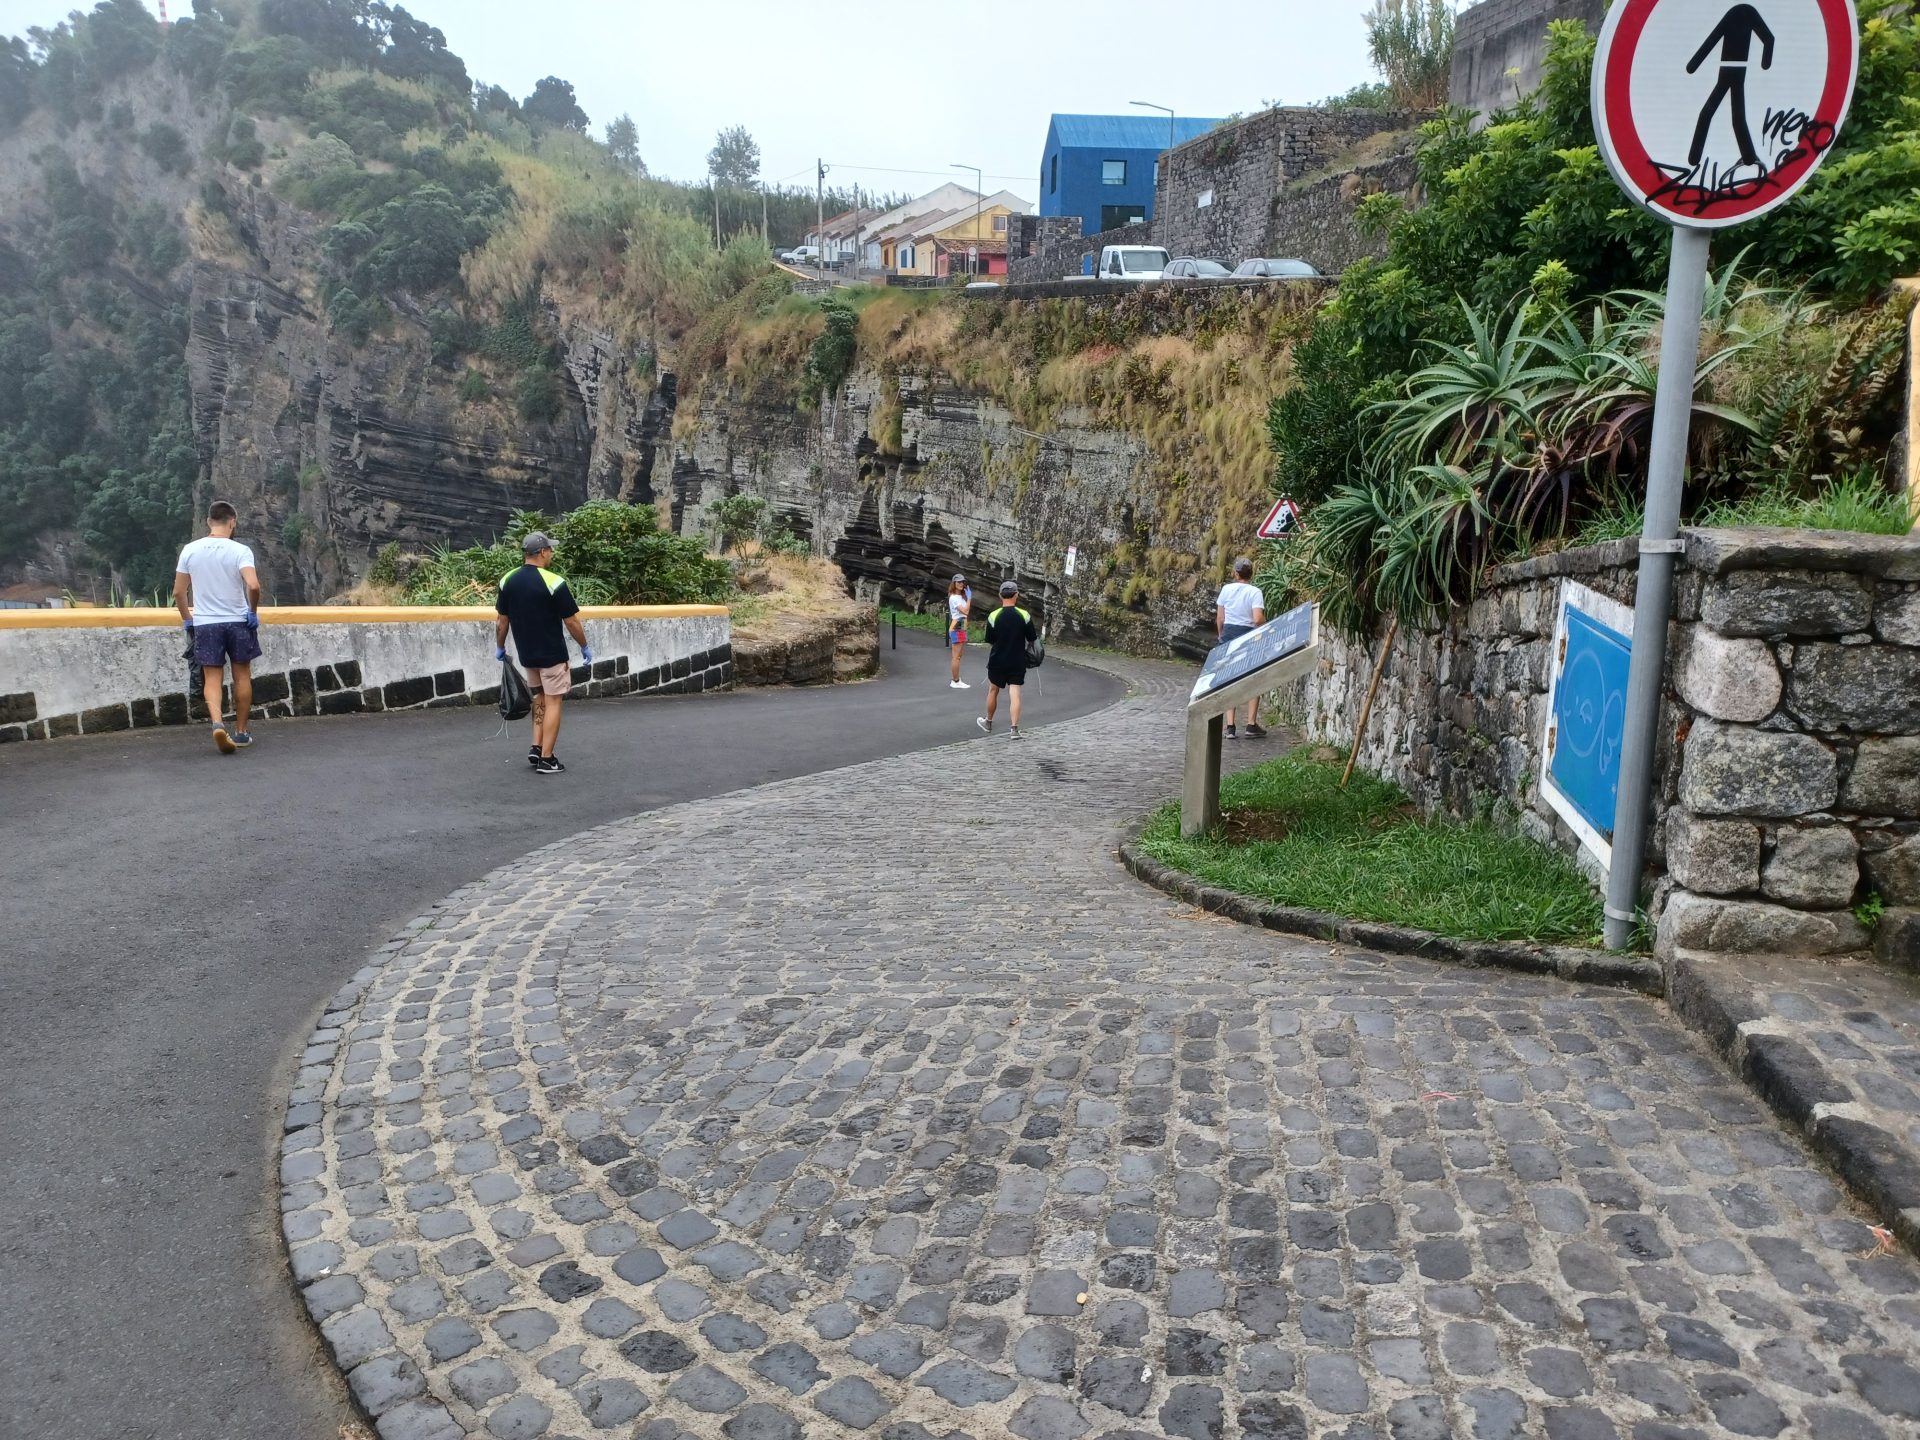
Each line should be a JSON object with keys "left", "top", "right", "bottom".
{"left": 515, "top": 364, "right": 564, "bottom": 422}
{"left": 403, "top": 500, "right": 729, "bottom": 606}
{"left": 707, "top": 493, "right": 766, "bottom": 553}
{"left": 803, "top": 297, "right": 858, "bottom": 397}
{"left": 456, "top": 367, "right": 488, "bottom": 403}
{"left": 369, "top": 540, "right": 401, "bottom": 585}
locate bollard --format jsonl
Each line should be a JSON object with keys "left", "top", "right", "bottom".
{"left": 891, "top": 612, "right": 896, "bottom": 650}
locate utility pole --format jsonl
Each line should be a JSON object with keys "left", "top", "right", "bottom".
{"left": 951, "top": 163, "right": 982, "bottom": 277}
{"left": 852, "top": 184, "right": 864, "bottom": 282}
{"left": 815, "top": 159, "right": 826, "bottom": 280}
{"left": 1131, "top": 100, "right": 1176, "bottom": 208}
{"left": 713, "top": 182, "right": 722, "bottom": 251}
{"left": 761, "top": 183, "right": 768, "bottom": 244}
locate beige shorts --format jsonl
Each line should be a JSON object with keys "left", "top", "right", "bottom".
{"left": 525, "top": 663, "right": 572, "bottom": 697}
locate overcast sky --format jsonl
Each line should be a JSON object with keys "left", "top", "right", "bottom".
{"left": 2, "top": 0, "right": 1384, "bottom": 198}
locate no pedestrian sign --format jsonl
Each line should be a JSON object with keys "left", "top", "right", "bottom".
{"left": 1593, "top": 0, "right": 1858, "bottom": 228}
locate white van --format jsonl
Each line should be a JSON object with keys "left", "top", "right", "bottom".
{"left": 1086, "top": 245, "right": 1171, "bottom": 281}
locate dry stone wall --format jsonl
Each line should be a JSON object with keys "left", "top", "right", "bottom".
{"left": 1449, "top": 0, "right": 1608, "bottom": 119}
{"left": 1287, "top": 529, "right": 1920, "bottom": 963}
{"left": 1154, "top": 107, "right": 1428, "bottom": 265}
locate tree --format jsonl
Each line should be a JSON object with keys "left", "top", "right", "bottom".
{"left": 369, "top": 3, "right": 468, "bottom": 94}
{"left": 1364, "top": 0, "right": 1453, "bottom": 109}
{"left": 522, "top": 75, "right": 587, "bottom": 131}
{"left": 605, "top": 113, "right": 645, "bottom": 175}
{"left": 706, "top": 125, "right": 760, "bottom": 189}
{"left": 0, "top": 37, "right": 34, "bottom": 132}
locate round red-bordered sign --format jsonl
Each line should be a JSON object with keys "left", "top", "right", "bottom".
{"left": 1592, "top": 0, "right": 1858, "bottom": 227}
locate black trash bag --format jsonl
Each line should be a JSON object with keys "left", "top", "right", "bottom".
{"left": 499, "top": 657, "right": 532, "bottom": 721}
{"left": 1025, "top": 628, "right": 1046, "bottom": 669}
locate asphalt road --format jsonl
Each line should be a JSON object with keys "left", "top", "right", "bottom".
{"left": 0, "top": 632, "right": 1125, "bottom": 1440}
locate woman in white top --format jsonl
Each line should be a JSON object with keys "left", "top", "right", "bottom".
{"left": 1214, "top": 556, "right": 1267, "bottom": 739}
{"left": 947, "top": 573, "right": 973, "bottom": 688}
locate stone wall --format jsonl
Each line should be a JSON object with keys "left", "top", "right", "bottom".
{"left": 1287, "top": 529, "right": 1920, "bottom": 961}
{"left": 1266, "top": 151, "right": 1422, "bottom": 275}
{"left": 1448, "top": 0, "right": 1608, "bottom": 119}
{"left": 1154, "top": 107, "right": 1428, "bottom": 264}
{"left": 0, "top": 606, "right": 731, "bottom": 743}
{"left": 1006, "top": 220, "right": 1153, "bottom": 285}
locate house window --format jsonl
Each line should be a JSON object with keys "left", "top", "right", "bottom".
{"left": 992, "top": 214, "right": 1008, "bottom": 233}
{"left": 1049, "top": 154, "right": 1058, "bottom": 193}
{"left": 1100, "top": 204, "right": 1146, "bottom": 232}
{"left": 1101, "top": 159, "right": 1126, "bottom": 186}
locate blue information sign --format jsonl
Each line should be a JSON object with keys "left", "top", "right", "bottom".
{"left": 1549, "top": 605, "right": 1631, "bottom": 841}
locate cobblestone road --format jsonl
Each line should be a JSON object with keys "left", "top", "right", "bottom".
{"left": 292, "top": 656, "right": 1920, "bottom": 1440}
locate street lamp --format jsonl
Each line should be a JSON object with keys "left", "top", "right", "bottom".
{"left": 1130, "top": 100, "right": 1175, "bottom": 193}
{"left": 952, "top": 162, "right": 982, "bottom": 278}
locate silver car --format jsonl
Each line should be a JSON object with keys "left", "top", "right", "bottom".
{"left": 1161, "top": 257, "right": 1234, "bottom": 280}
{"left": 1233, "top": 257, "right": 1321, "bottom": 279}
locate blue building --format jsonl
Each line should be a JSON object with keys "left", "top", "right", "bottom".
{"left": 1037, "top": 113, "right": 1224, "bottom": 237}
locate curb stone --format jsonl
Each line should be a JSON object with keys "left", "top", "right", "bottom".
{"left": 1115, "top": 824, "right": 1664, "bottom": 996}
{"left": 1667, "top": 949, "right": 1920, "bottom": 1257}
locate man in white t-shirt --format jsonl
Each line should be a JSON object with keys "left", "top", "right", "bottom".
{"left": 1214, "top": 556, "right": 1268, "bottom": 739}
{"left": 173, "top": 499, "right": 263, "bottom": 754}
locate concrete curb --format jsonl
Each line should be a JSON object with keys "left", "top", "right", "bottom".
{"left": 1115, "top": 825, "right": 1664, "bottom": 996}
{"left": 1667, "top": 951, "right": 1920, "bottom": 1258}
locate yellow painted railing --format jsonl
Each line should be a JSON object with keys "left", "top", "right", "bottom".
{"left": 0, "top": 604, "right": 729, "bottom": 631}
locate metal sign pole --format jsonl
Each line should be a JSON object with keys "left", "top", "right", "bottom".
{"left": 1603, "top": 224, "right": 1712, "bottom": 950}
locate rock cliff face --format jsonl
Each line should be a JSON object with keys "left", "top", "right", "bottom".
{"left": 182, "top": 184, "right": 648, "bottom": 601}
{"left": 0, "top": 79, "right": 659, "bottom": 603}
{"left": 668, "top": 366, "right": 1233, "bottom": 657}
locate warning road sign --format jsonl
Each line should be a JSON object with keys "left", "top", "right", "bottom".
{"left": 1257, "top": 498, "right": 1302, "bottom": 540}
{"left": 1593, "top": 0, "right": 1858, "bottom": 227}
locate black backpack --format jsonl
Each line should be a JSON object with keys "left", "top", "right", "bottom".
{"left": 1025, "top": 620, "right": 1045, "bottom": 669}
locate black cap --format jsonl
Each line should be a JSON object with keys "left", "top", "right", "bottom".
{"left": 999, "top": 579, "right": 1018, "bottom": 598}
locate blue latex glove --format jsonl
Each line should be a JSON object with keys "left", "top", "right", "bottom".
{"left": 495, "top": 645, "right": 508, "bottom": 661}
{"left": 244, "top": 611, "right": 259, "bottom": 631}
{"left": 580, "top": 645, "right": 594, "bottom": 665}
{"left": 181, "top": 618, "right": 193, "bottom": 633}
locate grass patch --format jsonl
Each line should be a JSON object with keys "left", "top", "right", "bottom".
{"left": 1138, "top": 753, "right": 1604, "bottom": 944}
{"left": 1694, "top": 470, "right": 1916, "bottom": 536}
{"left": 881, "top": 606, "right": 949, "bottom": 633}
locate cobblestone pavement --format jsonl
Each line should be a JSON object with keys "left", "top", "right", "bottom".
{"left": 292, "top": 655, "right": 1920, "bottom": 1440}
{"left": 1670, "top": 948, "right": 1920, "bottom": 1251}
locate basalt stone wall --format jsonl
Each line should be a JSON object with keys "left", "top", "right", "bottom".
{"left": 1287, "top": 529, "right": 1920, "bottom": 962}
{"left": 1449, "top": 0, "right": 1608, "bottom": 119}
{"left": 0, "top": 609, "right": 731, "bottom": 743}
{"left": 1154, "top": 107, "right": 1429, "bottom": 265}
{"left": 1266, "top": 151, "right": 1422, "bottom": 275}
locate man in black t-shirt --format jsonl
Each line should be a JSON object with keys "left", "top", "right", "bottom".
{"left": 975, "top": 579, "right": 1037, "bottom": 740}
{"left": 495, "top": 531, "right": 590, "bottom": 774}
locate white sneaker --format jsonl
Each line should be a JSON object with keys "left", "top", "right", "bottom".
{"left": 950, "top": 680, "right": 970, "bottom": 689}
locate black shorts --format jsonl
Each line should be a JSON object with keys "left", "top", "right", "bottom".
{"left": 987, "top": 664, "right": 1026, "bottom": 689}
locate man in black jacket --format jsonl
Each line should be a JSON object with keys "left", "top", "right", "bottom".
{"left": 976, "top": 580, "right": 1038, "bottom": 740}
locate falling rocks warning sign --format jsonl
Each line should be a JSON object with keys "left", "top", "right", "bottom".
{"left": 1592, "top": 0, "right": 1859, "bottom": 228}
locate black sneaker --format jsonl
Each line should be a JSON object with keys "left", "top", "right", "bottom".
{"left": 1245, "top": 723, "right": 1267, "bottom": 739}
{"left": 528, "top": 745, "right": 541, "bottom": 767}
{"left": 534, "top": 755, "right": 566, "bottom": 775}
{"left": 1225, "top": 724, "right": 1238, "bottom": 740}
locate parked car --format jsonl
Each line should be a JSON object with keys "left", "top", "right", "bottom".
{"left": 1233, "top": 257, "right": 1321, "bottom": 279}
{"left": 1084, "top": 244, "right": 1172, "bottom": 281}
{"left": 1161, "top": 257, "right": 1233, "bottom": 280}
{"left": 782, "top": 245, "right": 822, "bottom": 266}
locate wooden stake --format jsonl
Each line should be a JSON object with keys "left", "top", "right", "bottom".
{"left": 1341, "top": 614, "right": 1398, "bottom": 789}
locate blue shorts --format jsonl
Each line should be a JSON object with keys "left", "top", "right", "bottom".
{"left": 193, "top": 622, "right": 261, "bottom": 669}
{"left": 1219, "top": 623, "right": 1254, "bottom": 645}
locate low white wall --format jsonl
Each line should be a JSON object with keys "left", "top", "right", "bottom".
{"left": 0, "top": 606, "right": 732, "bottom": 740}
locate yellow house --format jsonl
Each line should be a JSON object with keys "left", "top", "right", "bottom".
{"left": 895, "top": 193, "right": 1025, "bottom": 278}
